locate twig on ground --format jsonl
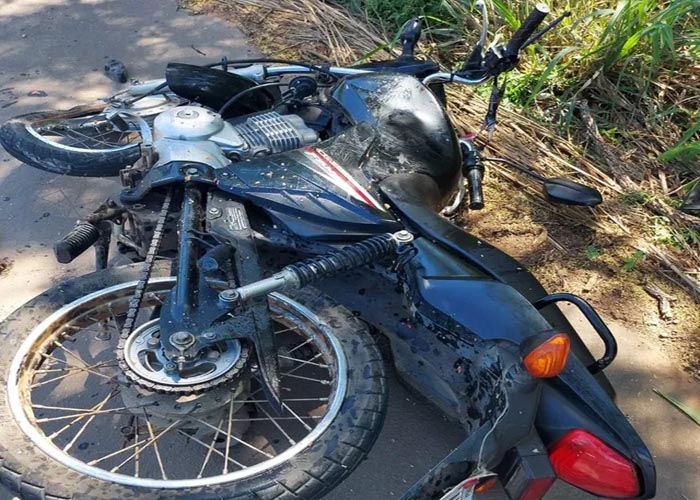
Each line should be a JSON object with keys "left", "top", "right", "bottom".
{"left": 642, "top": 283, "right": 676, "bottom": 321}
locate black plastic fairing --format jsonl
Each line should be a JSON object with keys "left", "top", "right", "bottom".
{"left": 331, "top": 73, "right": 461, "bottom": 205}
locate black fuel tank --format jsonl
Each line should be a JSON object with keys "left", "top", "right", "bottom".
{"left": 211, "top": 123, "right": 403, "bottom": 242}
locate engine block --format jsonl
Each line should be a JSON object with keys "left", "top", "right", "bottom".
{"left": 152, "top": 107, "right": 319, "bottom": 168}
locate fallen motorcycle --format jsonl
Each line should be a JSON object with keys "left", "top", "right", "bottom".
{"left": 0, "top": 3, "right": 655, "bottom": 499}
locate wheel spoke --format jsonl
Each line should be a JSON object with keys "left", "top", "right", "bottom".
{"left": 198, "top": 416, "right": 225, "bottom": 477}
{"left": 223, "top": 396, "right": 235, "bottom": 473}
{"left": 35, "top": 403, "right": 154, "bottom": 423}
{"left": 206, "top": 415, "right": 322, "bottom": 423}
{"left": 280, "top": 372, "right": 331, "bottom": 385}
{"left": 278, "top": 355, "right": 329, "bottom": 369}
{"left": 134, "top": 416, "right": 141, "bottom": 478}
{"left": 31, "top": 360, "right": 119, "bottom": 388}
{"left": 49, "top": 343, "right": 117, "bottom": 382}
{"left": 282, "top": 403, "right": 313, "bottom": 432}
{"left": 190, "top": 416, "right": 275, "bottom": 459}
{"left": 255, "top": 403, "right": 296, "bottom": 446}
{"left": 284, "top": 338, "right": 314, "bottom": 356}
{"left": 62, "top": 391, "right": 115, "bottom": 452}
{"left": 89, "top": 418, "right": 180, "bottom": 467}
{"left": 230, "top": 398, "right": 329, "bottom": 404}
{"left": 274, "top": 326, "right": 298, "bottom": 335}
{"left": 46, "top": 390, "right": 119, "bottom": 441}
{"left": 142, "top": 412, "right": 168, "bottom": 480}
{"left": 246, "top": 352, "right": 326, "bottom": 401}
{"left": 179, "top": 428, "right": 247, "bottom": 473}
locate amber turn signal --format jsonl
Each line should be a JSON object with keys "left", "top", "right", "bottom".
{"left": 474, "top": 475, "right": 499, "bottom": 493}
{"left": 523, "top": 333, "right": 570, "bottom": 378}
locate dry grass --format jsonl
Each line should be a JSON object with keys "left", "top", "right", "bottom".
{"left": 179, "top": 0, "right": 700, "bottom": 375}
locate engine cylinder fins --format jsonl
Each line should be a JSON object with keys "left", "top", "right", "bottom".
{"left": 232, "top": 111, "right": 318, "bottom": 156}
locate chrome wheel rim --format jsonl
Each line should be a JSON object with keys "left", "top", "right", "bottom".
{"left": 7, "top": 277, "right": 347, "bottom": 488}
{"left": 25, "top": 95, "right": 179, "bottom": 153}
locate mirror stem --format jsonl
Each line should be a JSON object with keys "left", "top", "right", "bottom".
{"left": 482, "top": 156, "right": 547, "bottom": 183}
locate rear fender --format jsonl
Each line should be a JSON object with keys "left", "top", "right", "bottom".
{"left": 537, "top": 356, "right": 656, "bottom": 497}
{"left": 401, "top": 238, "right": 655, "bottom": 497}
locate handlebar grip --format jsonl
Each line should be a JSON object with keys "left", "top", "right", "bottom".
{"left": 467, "top": 167, "right": 484, "bottom": 210}
{"left": 505, "top": 3, "right": 550, "bottom": 56}
{"left": 399, "top": 17, "right": 422, "bottom": 60}
{"left": 54, "top": 221, "right": 101, "bottom": 264}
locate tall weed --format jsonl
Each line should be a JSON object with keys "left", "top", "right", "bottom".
{"left": 335, "top": 0, "right": 700, "bottom": 159}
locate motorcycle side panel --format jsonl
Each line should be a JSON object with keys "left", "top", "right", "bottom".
{"left": 121, "top": 124, "right": 402, "bottom": 241}
{"left": 378, "top": 176, "right": 613, "bottom": 390}
{"left": 404, "top": 238, "right": 553, "bottom": 341}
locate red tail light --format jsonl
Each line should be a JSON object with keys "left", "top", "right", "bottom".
{"left": 549, "top": 429, "right": 641, "bottom": 498}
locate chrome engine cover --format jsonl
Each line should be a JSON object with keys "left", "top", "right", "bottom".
{"left": 152, "top": 107, "right": 319, "bottom": 169}
{"left": 154, "top": 106, "right": 225, "bottom": 140}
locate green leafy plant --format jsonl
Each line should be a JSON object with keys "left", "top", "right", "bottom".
{"left": 622, "top": 250, "right": 645, "bottom": 271}
{"left": 586, "top": 244, "right": 602, "bottom": 260}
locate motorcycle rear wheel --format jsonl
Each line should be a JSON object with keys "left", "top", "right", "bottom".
{"left": 0, "top": 263, "right": 387, "bottom": 500}
{"left": 0, "top": 95, "right": 177, "bottom": 177}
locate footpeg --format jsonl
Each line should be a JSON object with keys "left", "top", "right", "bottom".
{"left": 54, "top": 221, "right": 101, "bottom": 263}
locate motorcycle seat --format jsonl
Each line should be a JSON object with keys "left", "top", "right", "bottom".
{"left": 380, "top": 171, "right": 535, "bottom": 282}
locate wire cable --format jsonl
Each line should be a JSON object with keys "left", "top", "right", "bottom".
{"left": 218, "top": 82, "right": 287, "bottom": 117}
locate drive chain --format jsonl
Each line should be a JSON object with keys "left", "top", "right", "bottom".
{"left": 120, "top": 188, "right": 173, "bottom": 338}
{"left": 116, "top": 189, "right": 175, "bottom": 391}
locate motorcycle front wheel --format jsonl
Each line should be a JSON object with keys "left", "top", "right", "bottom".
{"left": 0, "top": 95, "right": 177, "bottom": 177}
{"left": 0, "top": 264, "right": 386, "bottom": 500}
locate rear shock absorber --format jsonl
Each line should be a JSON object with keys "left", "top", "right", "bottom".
{"left": 219, "top": 231, "right": 414, "bottom": 305}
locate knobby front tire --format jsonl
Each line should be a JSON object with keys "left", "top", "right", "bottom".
{"left": 0, "top": 263, "right": 387, "bottom": 500}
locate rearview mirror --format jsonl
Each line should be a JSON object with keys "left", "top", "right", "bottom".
{"left": 543, "top": 178, "right": 602, "bottom": 206}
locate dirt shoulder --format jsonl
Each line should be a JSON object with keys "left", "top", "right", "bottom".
{"left": 465, "top": 182, "right": 700, "bottom": 379}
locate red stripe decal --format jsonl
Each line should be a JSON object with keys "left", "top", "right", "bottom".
{"left": 304, "top": 147, "right": 378, "bottom": 208}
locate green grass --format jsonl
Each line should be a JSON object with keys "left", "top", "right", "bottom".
{"left": 334, "top": 0, "right": 700, "bottom": 162}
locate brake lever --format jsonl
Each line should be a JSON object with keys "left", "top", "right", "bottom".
{"left": 475, "top": 0, "right": 490, "bottom": 52}
{"left": 483, "top": 78, "right": 506, "bottom": 140}
{"left": 521, "top": 10, "right": 571, "bottom": 50}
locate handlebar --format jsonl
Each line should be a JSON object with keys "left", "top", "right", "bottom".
{"left": 505, "top": 3, "right": 551, "bottom": 56}
{"left": 466, "top": 167, "right": 485, "bottom": 210}
{"left": 125, "top": 4, "right": 555, "bottom": 98}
